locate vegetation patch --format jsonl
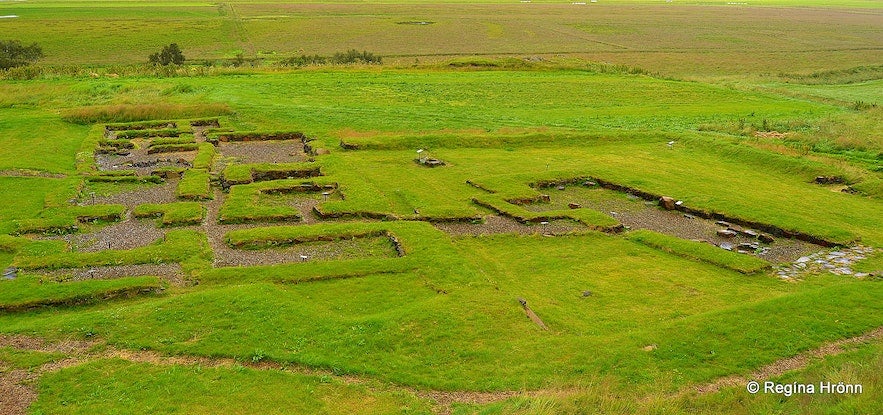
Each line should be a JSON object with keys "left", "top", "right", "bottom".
{"left": 191, "top": 143, "right": 216, "bottom": 170}
{"left": 62, "top": 103, "right": 231, "bottom": 125}
{"left": 13, "top": 204, "right": 126, "bottom": 235}
{"left": 189, "top": 117, "right": 220, "bottom": 127}
{"left": 104, "top": 120, "right": 177, "bottom": 132}
{"left": 148, "top": 137, "right": 196, "bottom": 147}
{"left": 114, "top": 128, "right": 180, "bottom": 139}
{"left": 210, "top": 131, "right": 305, "bottom": 143}
{"left": 86, "top": 173, "right": 163, "bottom": 184}
{"left": 176, "top": 169, "right": 211, "bottom": 200}
{"left": 0, "top": 275, "right": 163, "bottom": 312}
{"left": 13, "top": 229, "right": 208, "bottom": 270}
{"left": 221, "top": 162, "right": 321, "bottom": 185}
{"left": 473, "top": 193, "right": 621, "bottom": 232}
{"left": 32, "top": 359, "right": 431, "bottom": 415}
{"left": 627, "top": 229, "right": 771, "bottom": 274}
{"left": 0, "top": 347, "right": 65, "bottom": 370}
{"left": 219, "top": 179, "right": 333, "bottom": 224}
{"left": 146, "top": 143, "right": 199, "bottom": 154}
{"left": 133, "top": 202, "right": 205, "bottom": 227}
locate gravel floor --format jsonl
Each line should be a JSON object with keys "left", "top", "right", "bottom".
{"left": 434, "top": 215, "right": 583, "bottom": 236}
{"left": 203, "top": 189, "right": 392, "bottom": 267}
{"left": 45, "top": 219, "right": 165, "bottom": 252}
{"left": 524, "top": 186, "right": 824, "bottom": 263}
{"left": 96, "top": 140, "right": 196, "bottom": 176}
{"left": 91, "top": 181, "right": 178, "bottom": 208}
{"left": 43, "top": 263, "right": 184, "bottom": 286}
{"left": 219, "top": 141, "right": 309, "bottom": 164}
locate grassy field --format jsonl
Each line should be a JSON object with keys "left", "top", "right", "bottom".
{"left": 1, "top": 1, "right": 882, "bottom": 414}
{"left": 0, "top": 1, "right": 880, "bottom": 78}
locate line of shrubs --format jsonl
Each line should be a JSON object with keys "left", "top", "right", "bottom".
{"left": 280, "top": 49, "right": 382, "bottom": 67}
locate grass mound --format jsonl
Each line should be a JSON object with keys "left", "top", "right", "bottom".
{"left": 13, "top": 205, "right": 126, "bottom": 235}
{"left": 176, "top": 169, "right": 212, "bottom": 200}
{"left": 0, "top": 275, "right": 163, "bottom": 311}
{"left": 133, "top": 202, "right": 205, "bottom": 227}
{"left": 13, "top": 229, "right": 209, "bottom": 270}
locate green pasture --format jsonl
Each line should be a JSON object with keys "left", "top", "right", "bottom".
{"left": 32, "top": 358, "right": 434, "bottom": 415}
{"left": 0, "top": 2, "right": 881, "bottom": 411}
{"left": 0, "top": 1, "right": 880, "bottom": 78}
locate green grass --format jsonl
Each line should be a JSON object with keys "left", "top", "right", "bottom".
{"left": 1, "top": 1, "right": 879, "bottom": 78}
{"left": 0, "top": 177, "right": 79, "bottom": 233}
{"left": 221, "top": 162, "right": 320, "bottom": 185}
{"left": 0, "top": 109, "right": 90, "bottom": 174}
{"left": 1, "top": 8, "right": 881, "bottom": 410}
{"left": 0, "top": 275, "right": 163, "bottom": 311}
{"left": 61, "top": 103, "right": 232, "bottom": 125}
{"left": 13, "top": 204, "right": 126, "bottom": 235}
{"left": 176, "top": 169, "right": 212, "bottom": 200}
{"left": 219, "top": 179, "right": 333, "bottom": 224}
{"left": 115, "top": 128, "right": 181, "bottom": 139}
{"left": 191, "top": 142, "right": 216, "bottom": 170}
{"left": 0, "top": 347, "right": 66, "bottom": 371}
{"left": 12, "top": 229, "right": 210, "bottom": 271}
{"left": 472, "top": 193, "right": 620, "bottom": 231}
{"left": 1, "top": 229, "right": 879, "bottom": 392}
{"left": 627, "top": 229, "right": 771, "bottom": 274}
{"left": 31, "top": 358, "right": 433, "bottom": 415}
{"left": 133, "top": 202, "right": 205, "bottom": 227}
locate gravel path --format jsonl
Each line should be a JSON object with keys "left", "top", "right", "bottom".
{"left": 219, "top": 141, "right": 309, "bottom": 164}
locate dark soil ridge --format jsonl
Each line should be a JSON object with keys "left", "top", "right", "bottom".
{"left": 533, "top": 176, "right": 844, "bottom": 247}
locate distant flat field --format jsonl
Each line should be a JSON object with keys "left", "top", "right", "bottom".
{"left": 0, "top": 1, "right": 880, "bottom": 76}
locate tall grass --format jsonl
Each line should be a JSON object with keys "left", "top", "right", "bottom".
{"left": 61, "top": 103, "right": 232, "bottom": 125}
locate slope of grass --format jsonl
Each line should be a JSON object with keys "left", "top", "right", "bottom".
{"left": 0, "top": 275, "right": 163, "bottom": 311}
{"left": 32, "top": 358, "right": 433, "bottom": 415}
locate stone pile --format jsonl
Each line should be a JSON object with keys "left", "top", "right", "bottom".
{"left": 775, "top": 245, "right": 877, "bottom": 280}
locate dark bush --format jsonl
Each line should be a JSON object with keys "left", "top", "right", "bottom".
{"left": 0, "top": 39, "right": 44, "bottom": 70}
{"left": 149, "top": 43, "right": 185, "bottom": 66}
{"left": 330, "top": 49, "right": 382, "bottom": 65}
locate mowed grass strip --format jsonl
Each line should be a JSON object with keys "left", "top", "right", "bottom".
{"left": 627, "top": 229, "right": 770, "bottom": 274}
